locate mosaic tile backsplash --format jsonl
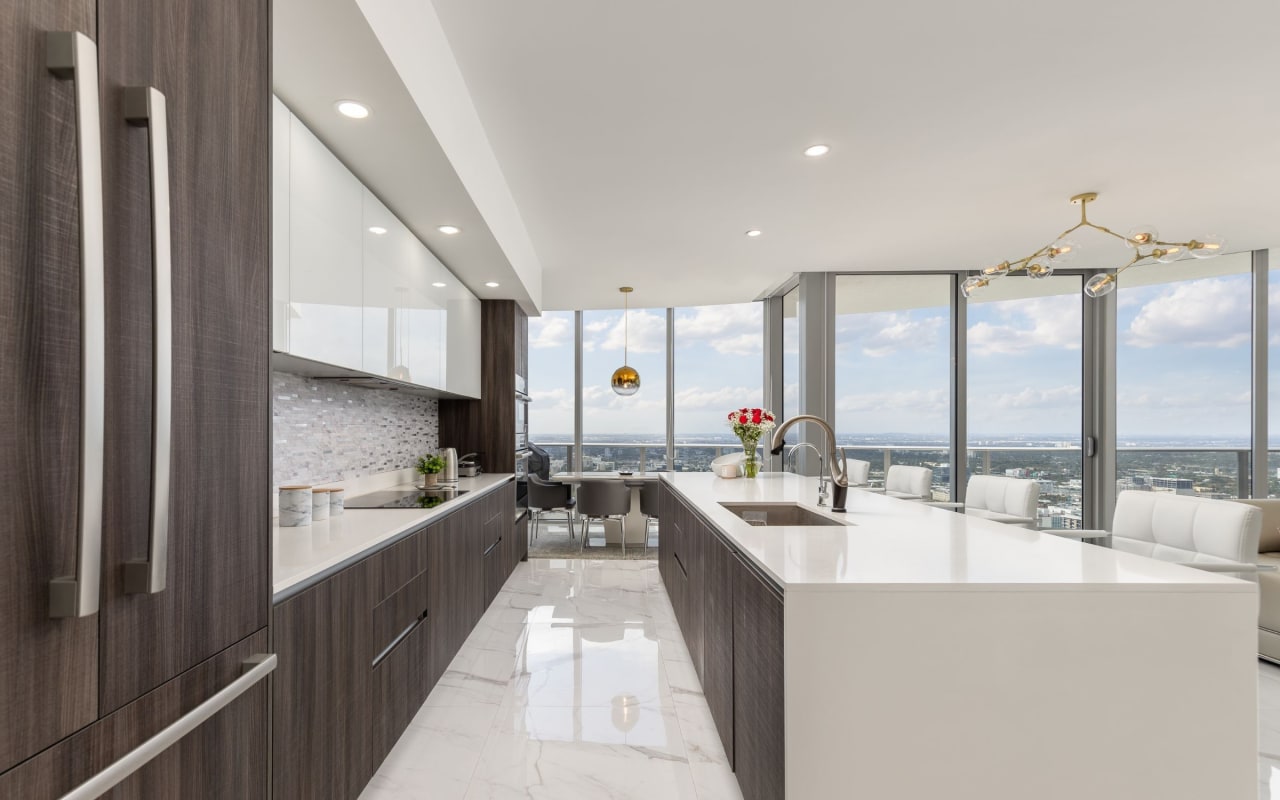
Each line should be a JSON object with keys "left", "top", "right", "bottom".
{"left": 272, "top": 371, "right": 439, "bottom": 489}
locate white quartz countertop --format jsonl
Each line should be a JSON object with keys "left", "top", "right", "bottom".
{"left": 663, "top": 473, "right": 1252, "bottom": 594}
{"left": 273, "top": 474, "right": 514, "bottom": 599}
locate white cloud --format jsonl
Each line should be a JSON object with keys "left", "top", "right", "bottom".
{"left": 836, "top": 388, "right": 948, "bottom": 416}
{"left": 529, "top": 314, "right": 572, "bottom": 349}
{"left": 978, "top": 384, "right": 1080, "bottom": 409}
{"left": 530, "top": 387, "right": 572, "bottom": 411}
{"left": 674, "top": 385, "right": 762, "bottom": 411}
{"left": 1118, "top": 388, "right": 1250, "bottom": 409}
{"left": 969, "top": 295, "right": 1081, "bottom": 355}
{"left": 582, "top": 309, "right": 666, "bottom": 354}
{"left": 1125, "top": 278, "right": 1250, "bottom": 349}
{"left": 676, "top": 304, "right": 763, "bottom": 355}
{"left": 838, "top": 312, "right": 945, "bottom": 358}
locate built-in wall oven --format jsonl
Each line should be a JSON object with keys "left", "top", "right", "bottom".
{"left": 515, "top": 390, "right": 530, "bottom": 451}
{"left": 515, "top": 448, "right": 531, "bottom": 510}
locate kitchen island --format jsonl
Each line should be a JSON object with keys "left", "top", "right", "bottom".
{"left": 659, "top": 472, "right": 1257, "bottom": 800}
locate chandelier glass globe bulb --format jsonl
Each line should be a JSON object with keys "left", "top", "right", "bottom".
{"left": 1190, "top": 234, "right": 1226, "bottom": 259}
{"left": 1125, "top": 225, "right": 1159, "bottom": 249}
{"left": 1084, "top": 273, "right": 1117, "bottom": 298}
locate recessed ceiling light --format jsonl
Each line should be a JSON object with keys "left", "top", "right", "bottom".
{"left": 437, "top": 225, "right": 461, "bottom": 235}
{"left": 745, "top": 229, "right": 762, "bottom": 237}
{"left": 335, "top": 100, "right": 370, "bottom": 119}
{"left": 367, "top": 226, "right": 387, "bottom": 235}
{"left": 485, "top": 281, "right": 500, "bottom": 288}
{"left": 803, "top": 144, "right": 830, "bottom": 157}
{"left": 431, "top": 282, "right": 447, "bottom": 288}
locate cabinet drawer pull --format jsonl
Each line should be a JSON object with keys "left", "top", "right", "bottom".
{"left": 46, "top": 32, "right": 106, "bottom": 619}
{"left": 59, "top": 654, "right": 276, "bottom": 800}
{"left": 121, "top": 86, "right": 173, "bottom": 596}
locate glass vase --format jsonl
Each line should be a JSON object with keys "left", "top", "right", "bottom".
{"left": 741, "top": 437, "right": 760, "bottom": 478}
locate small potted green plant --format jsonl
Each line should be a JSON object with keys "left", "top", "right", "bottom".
{"left": 416, "top": 453, "right": 446, "bottom": 487}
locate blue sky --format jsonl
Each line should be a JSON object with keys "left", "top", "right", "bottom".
{"left": 529, "top": 265, "right": 1266, "bottom": 443}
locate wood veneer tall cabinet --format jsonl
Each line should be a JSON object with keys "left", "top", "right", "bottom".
{"left": 0, "top": 1, "right": 271, "bottom": 796}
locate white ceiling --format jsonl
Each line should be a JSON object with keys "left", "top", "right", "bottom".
{"left": 273, "top": 0, "right": 542, "bottom": 311}
{"left": 430, "top": 0, "right": 1280, "bottom": 311}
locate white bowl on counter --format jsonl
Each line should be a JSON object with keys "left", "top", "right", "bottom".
{"left": 710, "top": 452, "right": 746, "bottom": 479}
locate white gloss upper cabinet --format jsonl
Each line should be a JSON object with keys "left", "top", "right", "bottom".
{"left": 271, "top": 97, "right": 291, "bottom": 352}
{"left": 361, "top": 190, "right": 443, "bottom": 388}
{"left": 285, "top": 113, "right": 364, "bottom": 371}
{"left": 272, "top": 101, "right": 480, "bottom": 397}
{"left": 442, "top": 277, "right": 481, "bottom": 398}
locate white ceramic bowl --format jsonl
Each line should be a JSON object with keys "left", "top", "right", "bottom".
{"left": 710, "top": 452, "right": 745, "bottom": 479}
{"left": 712, "top": 463, "right": 742, "bottom": 478}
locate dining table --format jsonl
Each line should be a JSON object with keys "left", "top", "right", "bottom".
{"left": 549, "top": 471, "right": 660, "bottom": 546}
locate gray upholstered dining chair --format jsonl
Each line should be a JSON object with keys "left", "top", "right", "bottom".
{"left": 576, "top": 480, "right": 632, "bottom": 555}
{"left": 528, "top": 474, "right": 575, "bottom": 541}
{"left": 639, "top": 481, "right": 660, "bottom": 556}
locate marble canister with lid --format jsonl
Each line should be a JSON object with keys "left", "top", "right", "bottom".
{"left": 328, "top": 488, "right": 345, "bottom": 516}
{"left": 311, "top": 488, "right": 331, "bottom": 521}
{"left": 279, "top": 486, "right": 312, "bottom": 527}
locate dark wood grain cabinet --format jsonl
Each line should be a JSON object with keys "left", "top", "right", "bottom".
{"left": 272, "top": 562, "right": 375, "bottom": 800}
{"left": 0, "top": 630, "right": 271, "bottom": 799}
{"left": 703, "top": 528, "right": 737, "bottom": 766}
{"left": 2, "top": 0, "right": 269, "bottom": 794}
{"left": 733, "top": 555, "right": 785, "bottom": 800}
{"left": 659, "top": 484, "right": 785, "bottom": 800}
{"left": 274, "top": 482, "right": 518, "bottom": 799}
{"left": 0, "top": 1, "right": 102, "bottom": 771}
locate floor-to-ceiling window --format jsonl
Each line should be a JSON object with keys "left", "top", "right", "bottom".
{"left": 672, "top": 303, "right": 764, "bottom": 471}
{"left": 834, "top": 275, "right": 952, "bottom": 496}
{"left": 527, "top": 311, "right": 576, "bottom": 473}
{"left": 581, "top": 306, "right": 667, "bottom": 471}
{"left": 1117, "top": 252, "right": 1253, "bottom": 499}
{"left": 966, "top": 275, "right": 1083, "bottom": 528}
{"left": 1270, "top": 255, "right": 1280, "bottom": 497}
{"left": 781, "top": 288, "right": 799, "bottom": 424}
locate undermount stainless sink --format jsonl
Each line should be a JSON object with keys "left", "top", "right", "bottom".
{"left": 718, "top": 502, "right": 853, "bottom": 527}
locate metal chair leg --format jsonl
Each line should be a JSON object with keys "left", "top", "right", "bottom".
{"left": 579, "top": 516, "right": 589, "bottom": 552}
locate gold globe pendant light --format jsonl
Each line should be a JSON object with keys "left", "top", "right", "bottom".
{"left": 610, "top": 287, "right": 641, "bottom": 396}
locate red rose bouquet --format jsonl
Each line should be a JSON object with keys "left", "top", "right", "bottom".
{"left": 726, "top": 407, "right": 776, "bottom": 478}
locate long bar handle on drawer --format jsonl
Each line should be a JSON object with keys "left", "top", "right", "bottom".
{"left": 122, "top": 86, "right": 172, "bottom": 596}
{"left": 59, "top": 654, "right": 277, "bottom": 800}
{"left": 46, "top": 32, "right": 106, "bottom": 619}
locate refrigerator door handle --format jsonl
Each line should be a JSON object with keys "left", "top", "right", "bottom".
{"left": 46, "top": 32, "right": 106, "bottom": 619}
{"left": 121, "top": 87, "right": 172, "bottom": 596}
{"left": 58, "top": 654, "right": 277, "bottom": 800}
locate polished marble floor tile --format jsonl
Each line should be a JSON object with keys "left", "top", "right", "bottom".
{"left": 360, "top": 559, "right": 741, "bottom": 800}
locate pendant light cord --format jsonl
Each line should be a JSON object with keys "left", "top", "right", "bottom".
{"left": 623, "top": 290, "right": 629, "bottom": 364}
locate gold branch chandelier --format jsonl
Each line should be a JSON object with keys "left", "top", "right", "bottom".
{"left": 960, "top": 192, "right": 1225, "bottom": 299}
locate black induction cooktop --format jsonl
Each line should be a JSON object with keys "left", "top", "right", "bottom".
{"left": 344, "top": 487, "right": 469, "bottom": 510}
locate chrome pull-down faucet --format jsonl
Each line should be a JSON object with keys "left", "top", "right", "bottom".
{"left": 770, "top": 415, "right": 849, "bottom": 512}
{"left": 786, "top": 442, "right": 829, "bottom": 506}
